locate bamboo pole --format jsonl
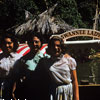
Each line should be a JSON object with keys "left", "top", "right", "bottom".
{"left": 93, "top": 0, "right": 99, "bottom": 30}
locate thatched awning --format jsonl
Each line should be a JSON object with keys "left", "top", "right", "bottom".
{"left": 14, "top": 4, "right": 74, "bottom": 37}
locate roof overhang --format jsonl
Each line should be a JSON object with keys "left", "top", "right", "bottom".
{"left": 65, "top": 40, "right": 100, "bottom": 44}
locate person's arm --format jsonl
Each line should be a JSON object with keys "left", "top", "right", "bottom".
{"left": 8, "top": 59, "right": 26, "bottom": 99}
{"left": 71, "top": 70, "right": 79, "bottom": 100}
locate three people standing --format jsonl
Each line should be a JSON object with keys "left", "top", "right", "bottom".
{"left": 0, "top": 30, "right": 79, "bottom": 100}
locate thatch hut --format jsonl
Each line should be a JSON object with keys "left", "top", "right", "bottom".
{"left": 13, "top": 4, "right": 74, "bottom": 42}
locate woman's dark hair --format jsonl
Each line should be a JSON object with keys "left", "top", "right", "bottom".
{"left": 46, "top": 36, "right": 66, "bottom": 55}
{"left": 26, "top": 30, "right": 44, "bottom": 45}
{"left": 0, "top": 30, "right": 19, "bottom": 52}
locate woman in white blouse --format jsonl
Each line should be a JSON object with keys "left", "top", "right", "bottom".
{"left": 44, "top": 36, "right": 79, "bottom": 100}
{"left": 0, "top": 31, "right": 22, "bottom": 99}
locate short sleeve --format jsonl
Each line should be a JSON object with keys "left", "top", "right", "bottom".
{"left": 68, "top": 57, "right": 77, "bottom": 70}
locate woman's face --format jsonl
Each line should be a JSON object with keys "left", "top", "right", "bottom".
{"left": 3, "top": 38, "right": 14, "bottom": 53}
{"left": 51, "top": 40, "right": 62, "bottom": 57}
{"left": 29, "top": 36, "right": 41, "bottom": 53}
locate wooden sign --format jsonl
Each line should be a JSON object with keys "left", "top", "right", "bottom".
{"left": 51, "top": 29, "right": 100, "bottom": 42}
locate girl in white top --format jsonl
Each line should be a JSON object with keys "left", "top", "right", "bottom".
{"left": 45, "top": 36, "right": 79, "bottom": 100}
{"left": 0, "top": 32, "right": 22, "bottom": 99}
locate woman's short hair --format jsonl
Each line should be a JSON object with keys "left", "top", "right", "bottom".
{"left": 26, "top": 30, "right": 43, "bottom": 44}
{"left": 46, "top": 36, "right": 66, "bottom": 55}
{"left": 0, "top": 30, "right": 19, "bottom": 52}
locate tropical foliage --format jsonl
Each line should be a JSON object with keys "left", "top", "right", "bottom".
{"left": 0, "top": 0, "right": 100, "bottom": 31}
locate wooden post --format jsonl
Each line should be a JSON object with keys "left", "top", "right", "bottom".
{"left": 93, "top": 0, "right": 99, "bottom": 30}
{"left": 44, "top": 0, "right": 48, "bottom": 9}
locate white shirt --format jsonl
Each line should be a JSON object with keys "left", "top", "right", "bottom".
{"left": 0, "top": 52, "right": 22, "bottom": 78}
{"left": 49, "top": 55, "right": 77, "bottom": 84}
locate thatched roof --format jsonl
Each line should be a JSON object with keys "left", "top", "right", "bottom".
{"left": 14, "top": 4, "right": 74, "bottom": 37}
